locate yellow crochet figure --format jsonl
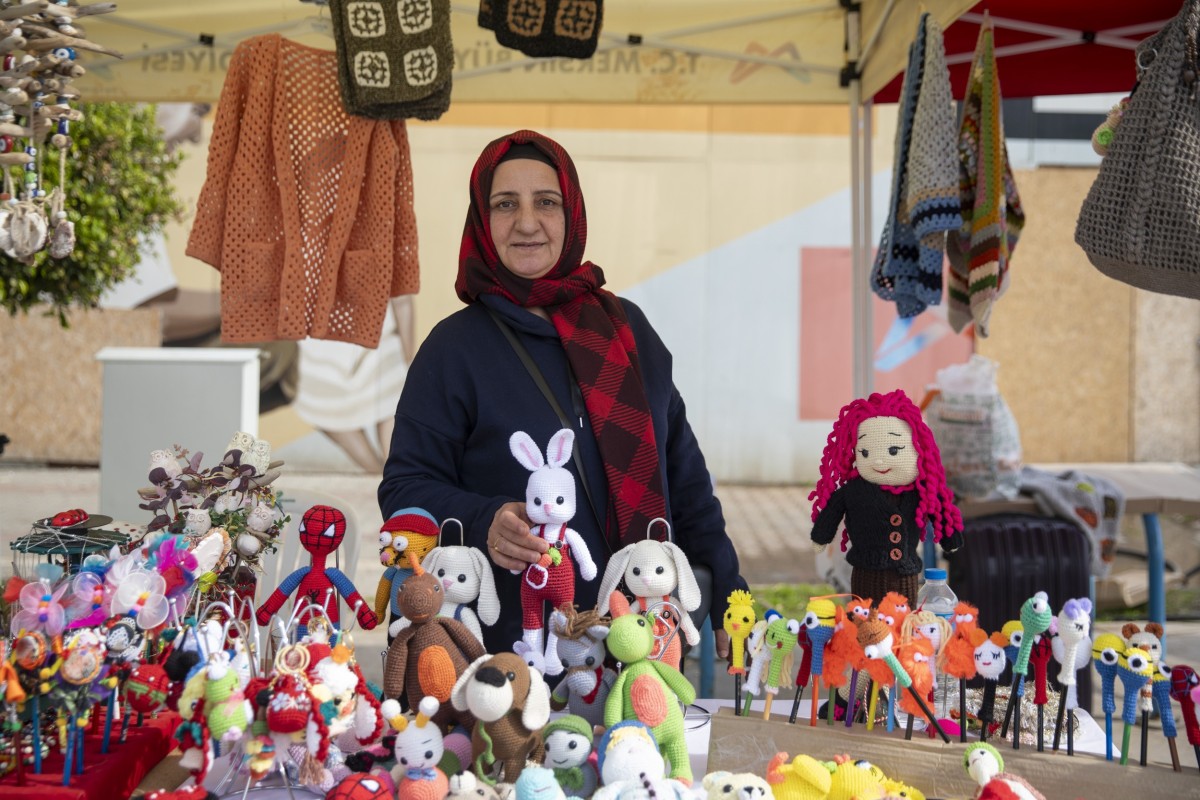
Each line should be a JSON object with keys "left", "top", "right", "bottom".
{"left": 826, "top": 754, "right": 885, "bottom": 800}
{"left": 375, "top": 508, "right": 440, "bottom": 629}
{"left": 881, "top": 777, "right": 925, "bottom": 800}
{"left": 723, "top": 590, "right": 757, "bottom": 676}
{"left": 766, "top": 752, "right": 831, "bottom": 800}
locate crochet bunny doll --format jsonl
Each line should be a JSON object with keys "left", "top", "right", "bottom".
{"left": 596, "top": 539, "right": 702, "bottom": 672}
{"left": 392, "top": 543, "right": 501, "bottom": 645}
{"left": 810, "top": 390, "right": 964, "bottom": 604}
{"left": 509, "top": 428, "right": 598, "bottom": 662}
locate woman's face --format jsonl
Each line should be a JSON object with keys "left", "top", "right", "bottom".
{"left": 488, "top": 158, "right": 565, "bottom": 280}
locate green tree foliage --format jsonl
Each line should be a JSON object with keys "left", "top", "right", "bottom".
{"left": 0, "top": 102, "right": 182, "bottom": 322}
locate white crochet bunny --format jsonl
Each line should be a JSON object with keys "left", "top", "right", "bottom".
{"left": 596, "top": 539, "right": 701, "bottom": 669}
{"left": 388, "top": 544, "right": 501, "bottom": 643}
{"left": 509, "top": 428, "right": 597, "bottom": 661}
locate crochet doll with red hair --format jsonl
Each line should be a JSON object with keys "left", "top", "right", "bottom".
{"left": 810, "top": 389, "right": 964, "bottom": 603}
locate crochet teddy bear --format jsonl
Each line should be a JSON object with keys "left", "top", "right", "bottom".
{"left": 603, "top": 592, "right": 696, "bottom": 783}
{"left": 810, "top": 390, "right": 963, "bottom": 604}
{"left": 595, "top": 538, "right": 702, "bottom": 671}
{"left": 451, "top": 651, "right": 552, "bottom": 784}
{"left": 699, "top": 771, "right": 773, "bottom": 800}
{"left": 510, "top": 428, "right": 598, "bottom": 663}
{"left": 384, "top": 553, "right": 486, "bottom": 731}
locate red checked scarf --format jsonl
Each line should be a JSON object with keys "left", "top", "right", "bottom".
{"left": 455, "top": 129, "right": 667, "bottom": 547}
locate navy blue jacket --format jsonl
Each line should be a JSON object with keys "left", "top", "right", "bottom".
{"left": 379, "top": 294, "right": 746, "bottom": 653}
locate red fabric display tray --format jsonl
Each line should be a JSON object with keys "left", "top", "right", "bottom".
{"left": 0, "top": 709, "right": 179, "bottom": 800}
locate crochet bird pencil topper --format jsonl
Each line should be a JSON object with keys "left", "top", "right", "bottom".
{"left": 1014, "top": 592, "right": 1052, "bottom": 677}
{"left": 603, "top": 591, "right": 695, "bottom": 782}
{"left": 510, "top": 429, "right": 598, "bottom": 665}
{"left": 809, "top": 390, "right": 963, "bottom": 602}
{"left": 256, "top": 505, "right": 378, "bottom": 631}
{"left": 723, "top": 589, "right": 757, "bottom": 676}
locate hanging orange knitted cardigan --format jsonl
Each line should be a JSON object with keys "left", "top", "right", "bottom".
{"left": 187, "top": 34, "right": 420, "bottom": 347}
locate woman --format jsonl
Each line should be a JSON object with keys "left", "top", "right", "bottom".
{"left": 379, "top": 130, "right": 746, "bottom": 657}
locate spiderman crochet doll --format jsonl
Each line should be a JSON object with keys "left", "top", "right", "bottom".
{"left": 256, "top": 505, "right": 378, "bottom": 631}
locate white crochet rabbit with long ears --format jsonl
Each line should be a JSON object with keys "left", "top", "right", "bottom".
{"left": 595, "top": 529, "right": 702, "bottom": 670}
{"left": 392, "top": 542, "right": 500, "bottom": 644}
{"left": 510, "top": 428, "right": 598, "bottom": 661}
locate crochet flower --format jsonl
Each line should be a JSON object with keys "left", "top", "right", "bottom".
{"left": 112, "top": 569, "right": 170, "bottom": 630}
{"left": 12, "top": 578, "right": 69, "bottom": 636}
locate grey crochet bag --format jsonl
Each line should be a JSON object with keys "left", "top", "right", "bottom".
{"left": 1075, "top": 2, "right": 1200, "bottom": 300}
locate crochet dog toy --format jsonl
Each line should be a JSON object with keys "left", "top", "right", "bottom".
{"left": 255, "top": 505, "right": 378, "bottom": 632}
{"left": 546, "top": 604, "right": 615, "bottom": 728}
{"left": 396, "top": 543, "right": 501, "bottom": 645}
{"left": 375, "top": 508, "right": 440, "bottom": 632}
{"left": 451, "top": 651, "right": 552, "bottom": 784}
{"left": 596, "top": 538, "right": 702, "bottom": 671}
{"left": 603, "top": 591, "right": 696, "bottom": 783}
{"left": 541, "top": 715, "right": 598, "bottom": 798}
{"left": 809, "top": 390, "right": 963, "bottom": 603}
{"left": 509, "top": 428, "right": 598, "bottom": 663}
{"left": 384, "top": 553, "right": 486, "bottom": 731}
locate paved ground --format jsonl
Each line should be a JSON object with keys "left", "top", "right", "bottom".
{"left": 3, "top": 466, "right": 1200, "bottom": 771}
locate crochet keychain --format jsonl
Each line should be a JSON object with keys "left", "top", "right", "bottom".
{"left": 1051, "top": 597, "right": 1091, "bottom": 755}
{"left": 1001, "top": 592, "right": 1052, "bottom": 750}
{"left": 942, "top": 601, "right": 980, "bottom": 743}
{"left": 510, "top": 429, "right": 598, "bottom": 664}
{"left": 1168, "top": 665, "right": 1200, "bottom": 770}
{"left": 256, "top": 505, "right": 379, "bottom": 633}
{"left": 722, "top": 589, "right": 756, "bottom": 715}
{"left": 809, "top": 390, "right": 963, "bottom": 604}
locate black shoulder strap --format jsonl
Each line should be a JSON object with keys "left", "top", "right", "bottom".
{"left": 485, "top": 307, "right": 604, "bottom": 541}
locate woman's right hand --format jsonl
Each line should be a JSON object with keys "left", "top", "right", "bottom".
{"left": 487, "top": 501, "right": 549, "bottom": 571}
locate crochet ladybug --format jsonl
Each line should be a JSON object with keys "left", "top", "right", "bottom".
{"left": 327, "top": 773, "right": 391, "bottom": 800}
{"left": 255, "top": 505, "right": 378, "bottom": 631}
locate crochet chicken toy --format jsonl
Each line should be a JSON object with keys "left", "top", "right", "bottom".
{"left": 256, "top": 505, "right": 378, "bottom": 631}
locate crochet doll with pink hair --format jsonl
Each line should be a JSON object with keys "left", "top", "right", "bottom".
{"left": 809, "top": 389, "right": 964, "bottom": 604}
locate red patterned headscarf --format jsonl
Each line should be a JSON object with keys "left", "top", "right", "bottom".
{"left": 456, "top": 130, "right": 667, "bottom": 546}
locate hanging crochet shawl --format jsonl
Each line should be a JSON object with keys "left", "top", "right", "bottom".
{"left": 871, "top": 14, "right": 927, "bottom": 317}
{"left": 456, "top": 130, "right": 667, "bottom": 547}
{"left": 946, "top": 12, "right": 1026, "bottom": 337}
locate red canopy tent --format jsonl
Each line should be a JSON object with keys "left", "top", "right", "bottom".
{"left": 874, "top": 0, "right": 1182, "bottom": 102}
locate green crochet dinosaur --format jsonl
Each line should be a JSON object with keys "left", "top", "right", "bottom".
{"left": 603, "top": 591, "right": 696, "bottom": 784}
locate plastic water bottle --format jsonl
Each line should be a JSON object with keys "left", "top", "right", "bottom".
{"left": 916, "top": 567, "right": 958, "bottom": 620}
{"left": 916, "top": 568, "right": 958, "bottom": 717}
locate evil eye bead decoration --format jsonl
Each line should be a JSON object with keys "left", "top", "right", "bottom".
{"left": 52, "top": 47, "right": 75, "bottom": 61}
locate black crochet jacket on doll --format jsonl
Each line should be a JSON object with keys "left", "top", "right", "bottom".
{"left": 811, "top": 477, "right": 964, "bottom": 575}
